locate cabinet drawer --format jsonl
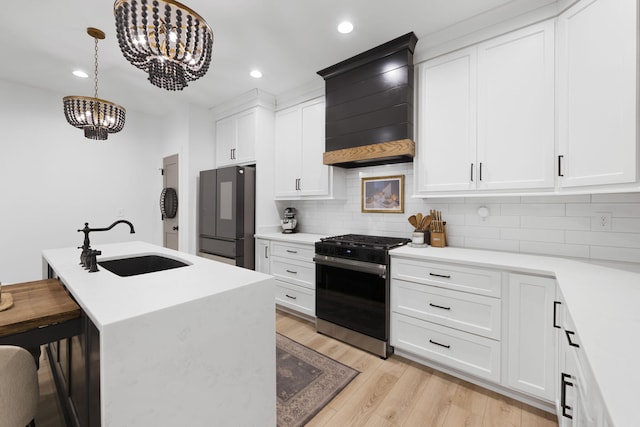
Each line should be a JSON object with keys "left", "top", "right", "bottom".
{"left": 270, "top": 242, "right": 315, "bottom": 262}
{"left": 392, "top": 279, "right": 501, "bottom": 340}
{"left": 391, "top": 313, "right": 501, "bottom": 382}
{"left": 275, "top": 281, "right": 314, "bottom": 317}
{"left": 391, "top": 258, "right": 501, "bottom": 298}
{"left": 271, "top": 257, "right": 315, "bottom": 289}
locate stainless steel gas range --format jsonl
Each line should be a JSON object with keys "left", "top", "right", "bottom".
{"left": 313, "top": 234, "right": 411, "bottom": 358}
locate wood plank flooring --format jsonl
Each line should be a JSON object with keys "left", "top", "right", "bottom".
{"left": 33, "top": 310, "right": 559, "bottom": 426}
{"left": 277, "top": 310, "right": 558, "bottom": 427}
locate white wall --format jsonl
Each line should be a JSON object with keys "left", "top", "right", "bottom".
{"left": 0, "top": 79, "right": 165, "bottom": 284}
{"left": 277, "top": 163, "right": 640, "bottom": 264}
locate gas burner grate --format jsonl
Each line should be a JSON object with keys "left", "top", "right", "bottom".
{"left": 321, "top": 234, "right": 411, "bottom": 249}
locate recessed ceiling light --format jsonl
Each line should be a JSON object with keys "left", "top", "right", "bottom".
{"left": 337, "top": 21, "right": 354, "bottom": 34}
{"left": 250, "top": 70, "right": 263, "bottom": 79}
{"left": 72, "top": 70, "right": 89, "bottom": 78}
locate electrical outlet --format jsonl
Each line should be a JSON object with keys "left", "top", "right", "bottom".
{"left": 117, "top": 208, "right": 125, "bottom": 218}
{"left": 591, "top": 212, "right": 612, "bottom": 231}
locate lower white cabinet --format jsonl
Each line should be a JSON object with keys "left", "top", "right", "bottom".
{"left": 506, "top": 274, "right": 556, "bottom": 401}
{"left": 392, "top": 313, "right": 501, "bottom": 382}
{"left": 391, "top": 255, "right": 558, "bottom": 408}
{"left": 255, "top": 238, "right": 316, "bottom": 317}
{"left": 255, "top": 238, "right": 270, "bottom": 274}
{"left": 556, "top": 295, "right": 612, "bottom": 427}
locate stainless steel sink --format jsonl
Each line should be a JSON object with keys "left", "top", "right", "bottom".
{"left": 98, "top": 255, "right": 189, "bottom": 277}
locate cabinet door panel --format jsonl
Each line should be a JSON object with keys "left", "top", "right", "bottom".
{"left": 215, "top": 116, "right": 236, "bottom": 167}
{"left": 274, "top": 107, "right": 302, "bottom": 197}
{"left": 477, "top": 21, "right": 555, "bottom": 190}
{"left": 235, "top": 110, "right": 256, "bottom": 164}
{"left": 417, "top": 48, "right": 476, "bottom": 193}
{"left": 507, "top": 274, "right": 556, "bottom": 401}
{"left": 300, "top": 100, "right": 329, "bottom": 196}
{"left": 557, "top": 0, "right": 637, "bottom": 187}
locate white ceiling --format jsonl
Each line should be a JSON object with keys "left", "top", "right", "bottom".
{"left": 0, "top": 0, "right": 555, "bottom": 116}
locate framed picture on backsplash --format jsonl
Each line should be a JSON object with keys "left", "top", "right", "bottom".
{"left": 361, "top": 175, "right": 404, "bottom": 213}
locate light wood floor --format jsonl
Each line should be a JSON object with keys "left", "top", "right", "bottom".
{"left": 277, "top": 310, "right": 558, "bottom": 427}
{"left": 33, "top": 310, "right": 559, "bottom": 427}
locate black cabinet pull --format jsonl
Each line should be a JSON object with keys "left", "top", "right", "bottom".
{"left": 558, "top": 155, "right": 564, "bottom": 177}
{"left": 479, "top": 162, "right": 483, "bottom": 181}
{"left": 429, "top": 303, "right": 451, "bottom": 311}
{"left": 264, "top": 246, "right": 269, "bottom": 259}
{"left": 429, "top": 339, "right": 450, "bottom": 349}
{"left": 286, "top": 250, "right": 298, "bottom": 254}
{"left": 286, "top": 269, "right": 298, "bottom": 274}
{"left": 429, "top": 272, "right": 451, "bottom": 279}
{"left": 553, "top": 301, "right": 561, "bottom": 329}
{"left": 285, "top": 294, "right": 297, "bottom": 300}
{"left": 565, "top": 330, "right": 580, "bottom": 348}
{"left": 470, "top": 163, "right": 474, "bottom": 182}
{"left": 561, "top": 373, "right": 574, "bottom": 419}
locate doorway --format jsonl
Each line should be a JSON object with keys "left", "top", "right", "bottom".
{"left": 162, "top": 154, "right": 179, "bottom": 250}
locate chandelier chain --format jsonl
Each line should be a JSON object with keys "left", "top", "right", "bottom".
{"left": 94, "top": 37, "right": 99, "bottom": 99}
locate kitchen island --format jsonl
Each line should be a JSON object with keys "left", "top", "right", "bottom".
{"left": 42, "top": 241, "right": 276, "bottom": 427}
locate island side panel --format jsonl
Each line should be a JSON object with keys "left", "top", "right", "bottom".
{"left": 100, "top": 277, "right": 276, "bottom": 427}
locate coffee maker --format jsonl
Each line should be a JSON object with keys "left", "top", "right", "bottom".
{"left": 280, "top": 207, "right": 298, "bottom": 234}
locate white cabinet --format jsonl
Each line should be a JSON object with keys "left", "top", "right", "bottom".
{"left": 390, "top": 257, "right": 502, "bottom": 382}
{"left": 416, "top": 20, "right": 555, "bottom": 195}
{"left": 416, "top": 47, "right": 477, "bottom": 193}
{"left": 506, "top": 274, "right": 556, "bottom": 401}
{"left": 274, "top": 98, "right": 344, "bottom": 199}
{"left": 255, "top": 238, "right": 270, "bottom": 274}
{"left": 557, "top": 0, "right": 638, "bottom": 189}
{"left": 476, "top": 21, "right": 555, "bottom": 191}
{"left": 556, "top": 294, "right": 612, "bottom": 426}
{"left": 265, "top": 240, "right": 316, "bottom": 318}
{"left": 215, "top": 106, "right": 274, "bottom": 167}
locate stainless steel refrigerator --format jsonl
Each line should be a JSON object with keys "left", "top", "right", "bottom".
{"left": 198, "top": 166, "right": 255, "bottom": 269}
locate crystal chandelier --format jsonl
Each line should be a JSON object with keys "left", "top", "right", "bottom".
{"left": 63, "top": 28, "right": 126, "bottom": 141}
{"left": 114, "top": 0, "right": 214, "bottom": 91}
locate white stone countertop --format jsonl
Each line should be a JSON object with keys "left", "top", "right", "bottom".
{"left": 42, "top": 241, "right": 273, "bottom": 329}
{"left": 390, "top": 245, "right": 640, "bottom": 427}
{"left": 42, "top": 240, "right": 276, "bottom": 426}
{"left": 254, "top": 232, "right": 328, "bottom": 245}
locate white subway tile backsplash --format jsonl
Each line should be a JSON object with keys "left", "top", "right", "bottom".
{"left": 566, "top": 230, "right": 640, "bottom": 248}
{"left": 612, "top": 218, "right": 640, "bottom": 232}
{"left": 501, "top": 203, "right": 566, "bottom": 216}
{"left": 566, "top": 203, "right": 640, "bottom": 217}
{"left": 465, "top": 214, "right": 520, "bottom": 228}
{"left": 500, "top": 228, "right": 565, "bottom": 243}
{"left": 590, "top": 193, "right": 640, "bottom": 203}
{"left": 520, "top": 215, "right": 590, "bottom": 230}
{"left": 589, "top": 246, "right": 640, "bottom": 263}
{"left": 519, "top": 241, "right": 590, "bottom": 258}
{"left": 465, "top": 238, "right": 520, "bottom": 252}
{"left": 521, "top": 194, "right": 591, "bottom": 204}
{"left": 447, "top": 225, "right": 501, "bottom": 239}
{"left": 283, "top": 164, "right": 640, "bottom": 263}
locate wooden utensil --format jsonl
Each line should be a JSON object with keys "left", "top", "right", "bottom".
{"left": 408, "top": 215, "right": 418, "bottom": 229}
{"left": 419, "top": 215, "right": 431, "bottom": 231}
{"left": 416, "top": 213, "right": 423, "bottom": 229}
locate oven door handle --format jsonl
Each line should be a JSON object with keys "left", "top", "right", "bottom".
{"left": 313, "top": 255, "right": 387, "bottom": 278}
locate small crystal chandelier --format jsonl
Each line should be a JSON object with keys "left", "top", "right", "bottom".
{"left": 63, "top": 28, "right": 126, "bottom": 141}
{"left": 114, "top": 0, "right": 214, "bottom": 91}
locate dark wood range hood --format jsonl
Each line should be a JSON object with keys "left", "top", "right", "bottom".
{"left": 317, "top": 32, "right": 418, "bottom": 168}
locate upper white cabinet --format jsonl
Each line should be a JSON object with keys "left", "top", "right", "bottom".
{"left": 416, "top": 21, "right": 555, "bottom": 195}
{"left": 557, "top": 0, "right": 638, "bottom": 188}
{"left": 477, "top": 21, "right": 555, "bottom": 191}
{"left": 215, "top": 108, "right": 258, "bottom": 167}
{"left": 416, "top": 47, "right": 477, "bottom": 193}
{"left": 274, "top": 97, "right": 344, "bottom": 199}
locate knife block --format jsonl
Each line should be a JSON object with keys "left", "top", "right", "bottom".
{"left": 430, "top": 225, "right": 446, "bottom": 248}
